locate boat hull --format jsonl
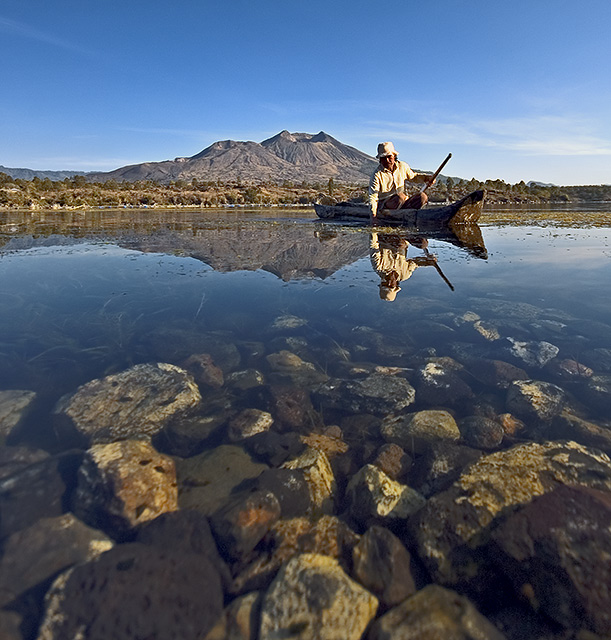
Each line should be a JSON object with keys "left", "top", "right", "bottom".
{"left": 314, "top": 189, "right": 485, "bottom": 228}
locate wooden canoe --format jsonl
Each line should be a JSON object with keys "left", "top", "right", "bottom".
{"left": 314, "top": 189, "right": 485, "bottom": 228}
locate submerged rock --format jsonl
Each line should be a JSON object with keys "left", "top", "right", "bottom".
{"left": 504, "top": 337, "right": 559, "bottom": 368}
{"left": 259, "top": 553, "right": 378, "bottom": 640}
{"left": 53, "top": 363, "right": 201, "bottom": 444}
{"left": 459, "top": 415, "right": 505, "bottom": 450}
{"left": 73, "top": 440, "right": 178, "bottom": 537}
{"left": 0, "top": 389, "right": 37, "bottom": 442}
{"left": 36, "top": 543, "right": 223, "bottom": 640}
{"left": 380, "top": 409, "right": 460, "bottom": 455}
{"left": 368, "top": 584, "right": 507, "bottom": 640}
{"left": 491, "top": 484, "right": 611, "bottom": 635}
{"left": 282, "top": 447, "right": 335, "bottom": 516}
{"left": 506, "top": 379, "right": 566, "bottom": 422}
{"left": 414, "top": 361, "right": 473, "bottom": 406}
{"left": 228, "top": 408, "right": 274, "bottom": 442}
{"left": 315, "top": 371, "right": 415, "bottom": 416}
{"left": 345, "top": 464, "right": 425, "bottom": 524}
{"left": 352, "top": 526, "right": 416, "bottom": 609}
{"left": 409, "top": 441, "right": 611, "bottom": 587}
{"left": 0, "top": 513, "right": 113, "bottom": 607}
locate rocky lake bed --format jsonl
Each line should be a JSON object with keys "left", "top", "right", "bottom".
{"left": 1, "top": 205, "right": 611, "bottom": 639}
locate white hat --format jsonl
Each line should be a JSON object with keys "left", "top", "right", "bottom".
{"left": 376, "top": 142, "right": 398, "bottom": 159}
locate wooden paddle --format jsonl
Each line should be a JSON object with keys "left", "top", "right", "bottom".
{"left": 420, "top": 152, "right": 452, "bottom": 193}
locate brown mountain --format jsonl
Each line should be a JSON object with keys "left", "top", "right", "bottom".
{"left": 86, "top": 130, "right": 378, "bottom": 184}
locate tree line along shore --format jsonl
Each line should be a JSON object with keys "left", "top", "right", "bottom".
{"left": 1, "top": 172, "right": 610, "bottom": 210}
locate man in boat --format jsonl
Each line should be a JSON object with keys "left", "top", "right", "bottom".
{"left": 369, "top": 142, "right": 434, "bottom": 221}
{"left": 370, "top": 232, "right": 438, "bottom": 301}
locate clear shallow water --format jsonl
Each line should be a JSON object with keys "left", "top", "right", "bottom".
{"left": 2, "top": 206, "right": 611, "bottom": 638}
{"left": 1, "top": 208, "right": 611, "bottom": 434}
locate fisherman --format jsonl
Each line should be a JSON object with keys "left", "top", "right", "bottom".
{"left": 369, "top": 142, "right": 435, "bottom": 221}
{"left": 370, "top": 232, "right": 437, "bottom": 301}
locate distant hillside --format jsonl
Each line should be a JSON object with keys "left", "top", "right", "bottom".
{"left": 0, "top": 165, "right": 87, "bottom": 181}
{"left": 85, "top": 130, "right": 379, "bottom": 184}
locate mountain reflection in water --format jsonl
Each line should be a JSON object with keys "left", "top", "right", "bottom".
{"left": 3, "top": 207, "right": 611, "bottom": 639}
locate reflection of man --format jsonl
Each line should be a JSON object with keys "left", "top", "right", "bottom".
{"left": 369, "top": 142, "right": 435, "bottom": 221}
{"left": 370, "top": 232, "right": 437, "bottom": 301}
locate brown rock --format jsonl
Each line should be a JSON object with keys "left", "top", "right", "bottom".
{"left": 352, "top": 525, "right": 416, "bottom": 609}
{"left": 73, "top": 440, "right": 178, "bottom": 537}
{"left": 182, "top": 353, "right": 224, "bottom": 389}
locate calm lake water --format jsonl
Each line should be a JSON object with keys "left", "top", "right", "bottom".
{"left": 2, "top": 203, "right": 611, "bottom": 637}
{"left": 2, "top": 204, "right": 611, "bottom": 430}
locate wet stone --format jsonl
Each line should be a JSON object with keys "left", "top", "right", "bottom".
{"left": 255, "top": 468, "right": 311, "bottom": 518}
{"left": 226, "top": 368, "right": 265, "bottom": 390}
{"left": 414, "top": 361, "right": 474, "bottom": 406}
{"left": 504, "top": 337, "right": 559, "bottom": 368}
{"left": 0, "top": 513, "right": 113, "bottom": 607}
{"left": 73, "top": 439, "right": 178, "bottom": 538}
{"left": 0, "top": 610, "right": 21, "bottom": 640}
{"left": 380, "top": 409, "right": 460, "bottom": 455}
{"left": 270, "top": 314, "right": 308, "bottom": 331}
{"left": 159, "top": 411, "right": 228, "bottom": 457}
{"left": 582, "top": 347, "right": 611, "bottom": 372}
{"left": 352, "top": 525, "right": 416, "bottom": 609}
{"left": 491, "top": 484, "right": 611, "bottom": 635}
{"left": 259, "top": 553, "right": 378, "bottom": 640}
{"left": 0, "top": 389, "right": 37, "bottom": 442}
{"left": 282, "top": 447, "right": 336, "bottom": 516}
{"left": 268, "top": 384, "right": 320, "bottom": 432}
{"left": 204, "top": 591, "right": 263, "bottom": 640}
{"left": 266, "top": 350, "right": 328, "bottom": 386}
{"left": 410, "top": 441, "right": 482, "bottom": 498}
{"left": 134, "top": 509, "right": 230, "bottom": 588}
{"left": 182, "top": 353, "right": 224, "bottom": 389}
{"left": 368, "top": 584, "right": 507, "bottom": 640}
{"left": 550, "top": 410, "right": 611, "bottom": 455}
{"left": 506, "top": 379, "right": 567, "bottom": 423}
{"left": 314, "top": 371, "right": 416, "bottom": 416}
{"left": 177, "top": 444, "right": 269, "bottom": 516}
{"left": 36, "top": 542, "right": 224, "bottom": 640}
{"left": 345, "top": 464, "right": 426, "bottom": 525}
{"left": 0, "top": 450, "right": 80, "bottom": 540}
{"left": 546, "top": 357, "right": 593, "bottom": 382}
{"left": 467, "top": 358, "right": 529, "bottom": 389}
{"left": 242, "top": 430, "right": 305, "bottom": 467}
{"left": 53, "top": 362, "right": 202, "bottom": 445}
{"left": 582, "top": 374, "right": 611, "bottom": 414}
{"left": 408, "top": 441, "right": 611, "bottom": 587}
{"left": 459, "top": 415, "right": 505, "bottom": 450}
{"left": 210, "top": 489, "right": 281, "bottom": 563}
{"left": 371, "top": 442, "right": 412, "bottom": 480}
{"left": 228, "top": 408, "right": 274, "bottom": 442}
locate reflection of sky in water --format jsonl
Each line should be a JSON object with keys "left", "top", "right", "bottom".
{"left": 1, "top": 222, "right": 611, "bottom": 417}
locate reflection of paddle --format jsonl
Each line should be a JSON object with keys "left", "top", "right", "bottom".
{"left": 421, "top": 152, "right": 452, "bottom": 194}
{"left": 424, "top": 247, "right": 455, "bottom": 291}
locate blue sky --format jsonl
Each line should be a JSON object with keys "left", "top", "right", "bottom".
{"left": 1, "top": 0, "right": 609, "bottom": 185}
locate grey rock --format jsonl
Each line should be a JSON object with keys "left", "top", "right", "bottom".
{"left": 506, "top": 379, "right": 566, "bottom": 422}
{"left": 282, "top": 447, "right": 336, "bottom": 516}
{"left": 73, "top": 440, "right": 177, "bottom": 537}
{"left": 226, "top": 368, "right": 265, "bottom": 390}
{"left": 0, "top": 513, "right": 113, "bottom": 607}
{"left": 53, "top": 363, "right": 201, "bottom": 444}
{"left": 459, "top": 415, "right": 505, "bottom": 450}
{"left": 315, "top": 372, "right": 415, "bottom": 416}
{"left": 0, "top": 450, "right": 80, "bottom": 540}
{"left": 368, "top": 584, "right": 507, "bottom": 640}
{"left": 228, "top": 408, "right": 274, "bottom": 442}
{"left": 346, "top": 464, "right": 425, "bottom": 524}
{"left": 259, "top": 553, "right": 378, "bottom": 640}
{"left": 0, "top": 389, "right": 36, "bottom": 441}
{"left": 414, "top": 361, "right": 473, "bottom": 406}
{"left": 380, "top": 409, "right": 460, "bottom": 455}
{"left": 504, "top": 337, "right": 559, "bottom": 368}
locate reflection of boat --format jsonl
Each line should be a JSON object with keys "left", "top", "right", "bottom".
{"left": 314, "top": 189, "right": 485, "bottom": 227}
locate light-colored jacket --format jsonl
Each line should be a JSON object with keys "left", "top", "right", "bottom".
{"left": 368, "top": 160, "right": 424, "bottom": 215}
